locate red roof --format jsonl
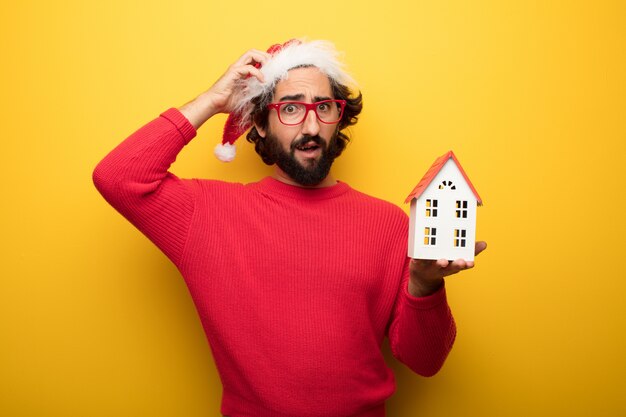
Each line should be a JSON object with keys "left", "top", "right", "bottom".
{"left": 404, "top": 151, "right": 483, "bottom": 205}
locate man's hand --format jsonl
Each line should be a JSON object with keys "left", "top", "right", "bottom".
{"left": 408, "top": 241, "right": 487, "bottom": 297}
{"left": 179, "top": 49, "right": 271, "bottom": 129}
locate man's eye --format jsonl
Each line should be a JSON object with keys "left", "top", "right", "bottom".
{"left": 283, "top": 105, "right": 297, "bottom": 113}
{"left": 317, "top": 103, "right": 329, "bottom": 112}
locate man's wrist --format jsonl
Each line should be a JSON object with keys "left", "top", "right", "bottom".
{"left": 179, "top": 92, "right": 219, "bottom": 130}
{"left": 408, "top": 278, "right": 444, "bottom": 298}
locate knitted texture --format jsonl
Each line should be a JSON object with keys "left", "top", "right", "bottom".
{"left": 93, "top": 108, "right": 456, "bottom": 417}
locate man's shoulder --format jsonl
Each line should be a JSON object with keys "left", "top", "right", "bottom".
{"left": 344, "top": 184, "right": 408, "bottom": 219}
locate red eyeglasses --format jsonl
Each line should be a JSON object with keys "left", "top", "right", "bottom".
{"left": 267, "top": 100, "right": 347, "bottom": 126}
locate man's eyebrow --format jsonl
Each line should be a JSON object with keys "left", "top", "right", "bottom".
{"left": 278, "top": 94, "right": 304, "bottom": 101}
{"left": 276, "top": 94, "right": 334, "bottom": 102}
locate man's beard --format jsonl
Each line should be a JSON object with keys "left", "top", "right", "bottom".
{"left": 265, "top": 130, "right": 339, "bottom": 187}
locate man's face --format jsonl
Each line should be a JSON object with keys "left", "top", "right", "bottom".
{"left": 256, "top": 67, "right": 340, "bottom": 187}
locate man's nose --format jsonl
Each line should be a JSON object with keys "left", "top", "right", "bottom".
{"left": 300, "top": 108, "right": 321, "bottom": 136}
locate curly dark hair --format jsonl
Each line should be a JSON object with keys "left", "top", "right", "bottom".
{"left": 245, "top": 77, "right": 363, "bottom": 165}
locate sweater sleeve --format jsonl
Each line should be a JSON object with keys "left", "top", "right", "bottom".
{"left": 387, "top": 259, "right": 457, "bottom": 377}
{"left": 92, "top": 108, "right": 197, "bottom": 266}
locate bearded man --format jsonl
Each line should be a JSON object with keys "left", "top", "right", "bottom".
{"left": 93, "top": 39, "right": 486, "bottom": 417}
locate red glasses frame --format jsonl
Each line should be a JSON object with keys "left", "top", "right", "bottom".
{"left": 267, "top": 100, "right": 347, "bottom": 126}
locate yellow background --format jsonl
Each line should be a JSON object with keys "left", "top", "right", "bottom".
{"left": 1, "top": 0, "right": 625, "bottom": 415}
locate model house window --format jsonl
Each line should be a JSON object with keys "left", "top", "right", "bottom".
{"left": 454, "top": 229, "right": 467, "bottom": 247}
{"left": 439, "top": 180, "right": 456, "bottom": 190}
{"left": 456, "top": 200, "right": 468, "bottom": 218}
{"left": 425, "top": 199, "right": 438, "bottom": 217}
{"left": 424, "top": 227, "right": 437, "bottom": 245}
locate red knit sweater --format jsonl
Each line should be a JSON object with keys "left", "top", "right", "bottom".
{"left": 93, "top": 108, "right": 456, "bottom": 417}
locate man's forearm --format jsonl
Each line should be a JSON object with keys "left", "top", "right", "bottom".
{"left": 178, "top": 91, "right": 220, "bottom": 130}
{"left": 389, "top": 285, "right": 456, "bottom": 377}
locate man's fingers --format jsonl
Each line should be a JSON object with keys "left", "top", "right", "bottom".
{"left": 410, "top": 243, "right": 485, "bottom": 284}
{"left": 436, "top": 259, "right": 449, "bottom": 269}
{"left": 452, "top": 259, "right": 473, "bottom": 269}
{"left": 250, "top": 67, "right": 265, "bottom": 83}
{"left": 234, "top": 65, "right": 266, "bottom": 83}
{"left": 411, "top": 256, "right": 477, "bottom": 278}
{"left": 234, "top": 49, "right": 271, "bottom": 68}
{"left": 437, "top": 259, "right": 471, "bottom": 277}
{"left": 224, "top": 50, "right": 272, "bottom": 85}
{"left": 475, "top": 241, "right": 487, "bottom": 256}
{"left": 412, "top": 258, "right": 450, "bottom": 269}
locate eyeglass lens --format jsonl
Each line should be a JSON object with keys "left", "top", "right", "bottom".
{"left": 278, "top": 102, "right": 342, "bottom": 124}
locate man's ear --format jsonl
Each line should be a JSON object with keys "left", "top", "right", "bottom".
{"left": 254, "top": 123, "right": 266, "bottom": 138}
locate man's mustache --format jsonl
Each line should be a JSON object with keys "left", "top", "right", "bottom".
{"left": 290, "top": 135, "right": 326, "bottom": 151}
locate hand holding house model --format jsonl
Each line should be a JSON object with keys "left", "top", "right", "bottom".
{"left": 406, "top": 151, "right": 483, "bottom": 262}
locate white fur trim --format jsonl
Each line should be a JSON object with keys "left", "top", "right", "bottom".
{"left": 214, "top": 142, "right": 236, "bottom": 162}
{"left": 231, "top": 39, "right": 357, "bottom": 132}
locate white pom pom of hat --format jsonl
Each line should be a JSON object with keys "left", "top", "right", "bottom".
{"left": 216, "top": 38, "right": 356, "bottom": 161}
{"left": 214, "top": 142, "right": 236, "bottom": 162}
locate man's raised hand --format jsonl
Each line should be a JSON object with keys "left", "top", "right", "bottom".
{"left": 179, "top": 49, "right": 271, "bottom": 129}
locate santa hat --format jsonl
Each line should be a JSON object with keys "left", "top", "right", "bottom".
{"left": 214, "top": 39, "right": 356, "bottom": 162}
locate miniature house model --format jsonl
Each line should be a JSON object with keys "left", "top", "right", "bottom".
{"left": 405, "top": 151, "right": 483, "bottom": 261}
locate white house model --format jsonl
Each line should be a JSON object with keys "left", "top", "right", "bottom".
{"left": 405, "top": 151, "right": 483, "bottom": 261}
